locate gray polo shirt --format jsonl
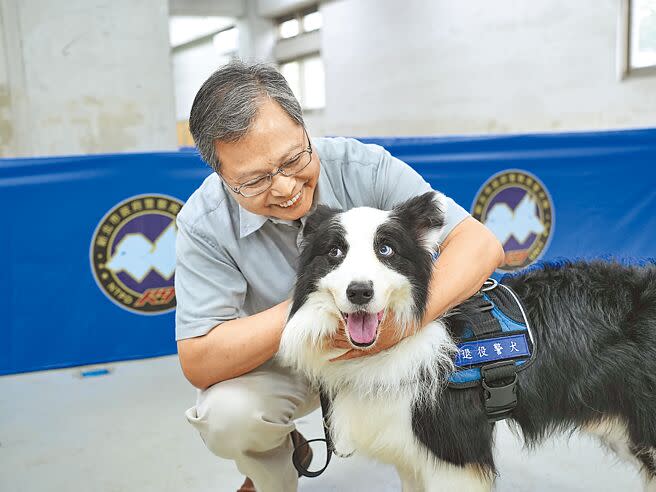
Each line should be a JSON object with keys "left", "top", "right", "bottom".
{"left": 175, "top": 137, "right": 470, "bottom": 341}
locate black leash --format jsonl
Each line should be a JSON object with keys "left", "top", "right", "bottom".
{"left": 292, "top": 389, "right": 334, "bottom": 477}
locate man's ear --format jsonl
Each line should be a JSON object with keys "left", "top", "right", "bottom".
{"left": 392, "top": 192, "right": 445, "bottom": 233}
{"left": 302, "top": 205, "right": 339, "bottom": 238}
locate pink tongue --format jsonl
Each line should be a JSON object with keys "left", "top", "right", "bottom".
{"left": 347, "top": 312, "right": 379, "bottom": 344}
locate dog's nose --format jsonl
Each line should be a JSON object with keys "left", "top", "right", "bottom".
{"left": 346, "top": 281, "right": 374, "bottom": 305}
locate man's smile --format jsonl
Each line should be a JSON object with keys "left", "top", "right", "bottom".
{"left": 276, "top": 188, "right": 303, "bottom": 208}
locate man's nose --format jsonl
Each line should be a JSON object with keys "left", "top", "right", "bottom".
{"left": 346, "top": 281, "right": 374, "bottom": 305}
{"left": 269, "top": 174, "right": 296, "bottom": 197}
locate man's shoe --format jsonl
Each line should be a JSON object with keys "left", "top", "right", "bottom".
{"left": 237, "top": 477, "right": 255, "bottom": 492}
{"left": 290, "top": 429, "right": 313, "bottom": 475}
{"left": 237, "top": 430, "right": 313, "bottom": 491}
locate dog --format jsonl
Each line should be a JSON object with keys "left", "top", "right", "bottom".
{"left": 277, "top": 192, "right": 656, "bottom": 491}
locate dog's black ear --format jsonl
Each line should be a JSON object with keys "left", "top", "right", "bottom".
{"left": 302, "top": 205, "right": 339, "bottom": 238}
{"left": 391, "top": 192, "right": 445, "bottom": 235}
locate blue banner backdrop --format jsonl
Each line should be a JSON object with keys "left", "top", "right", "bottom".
{"left": 1, "top": 128, "right": 654, "bottom": 375}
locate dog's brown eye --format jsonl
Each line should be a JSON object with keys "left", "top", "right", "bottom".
{"left": 328, "top": 247, "right": 344, "bottom": 258}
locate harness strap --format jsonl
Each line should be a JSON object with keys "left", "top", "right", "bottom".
{"left": 469, "top": 301, "right": 501, "bottom": 335}
{"left": 292, "top": 389, "right": 334, "bottom": 478}
{"left": 448, "top": 278, "right": 532, "bottom": 422}
{"left": 480, "top": 361, "right": 518, "bottom": 422}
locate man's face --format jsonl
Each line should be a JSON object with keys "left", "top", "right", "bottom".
{"left": 215, "top": 99, "right": 320, "bottom": 221}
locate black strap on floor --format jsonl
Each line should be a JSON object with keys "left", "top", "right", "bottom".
{"left": 292, "top": 389, "right": 334, "bottom": 478}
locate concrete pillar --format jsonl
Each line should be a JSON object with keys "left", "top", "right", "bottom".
{"left": 0, "top": 0, "right": 177, "bottom": 158}
{"left": 238, "top": 0, "right": 276, "bottom": 63}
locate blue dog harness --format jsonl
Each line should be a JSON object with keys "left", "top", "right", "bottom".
{"left": 447, "top": 278, "right": 536, "bottom": 421}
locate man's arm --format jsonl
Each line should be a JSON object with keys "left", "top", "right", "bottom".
{"left": 421, "top": 216, "right": 505, "bottom": 325}
{"left": 178, "top": 299, "right": 290, "bottom": 390}
{"left": 176, "top": 217, "right": 292, "bottom": 390}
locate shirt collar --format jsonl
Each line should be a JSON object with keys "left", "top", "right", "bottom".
{"left": 299, "top": 164, "right": 341, "bottom": 228}
{"left": 238, "top": 205, "right": 269, "bottom": 238}
{"left": 219, "top": 180, "right": 266, "bottom": 239}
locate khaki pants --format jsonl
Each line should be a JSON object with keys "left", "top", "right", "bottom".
{"left": 185, "top": 359, "right": 320, "bottom": 492}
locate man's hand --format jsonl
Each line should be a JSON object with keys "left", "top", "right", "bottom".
{"left": 329, "top": 313, "right": 419, "bottom": 362}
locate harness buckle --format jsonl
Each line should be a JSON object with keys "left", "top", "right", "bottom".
{"left": 481, "top": 362, "right": 518, "bottom": 422}
{"left": 480, "top": 278, "right": 498, "bottom": 292}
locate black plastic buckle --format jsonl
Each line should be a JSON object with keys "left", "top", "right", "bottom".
{"left": 481, "top": 363, "right": 518, "bottom": 422}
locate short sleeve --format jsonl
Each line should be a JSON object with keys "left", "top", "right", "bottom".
{"left": 174, "top": 219, "right": 247, "bottom": 340}
{"left": 372, "top": 146, "right": 471, "bottom": 244}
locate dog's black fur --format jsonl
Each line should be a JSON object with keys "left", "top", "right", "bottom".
{"left": 415, "top": 259, "right": 656, "bottom": 477}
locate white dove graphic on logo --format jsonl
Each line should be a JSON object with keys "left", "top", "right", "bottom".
{"left": 484, "top": 193, "right": 545, "bottom": 245}
{"left": 105, "top": 222, "right": 177, "bottom": 282}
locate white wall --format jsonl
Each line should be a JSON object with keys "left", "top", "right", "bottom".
{"left": 0, "top": 0, "right": 177, "bottom": 158}
{"left": 317, "top": 0, "right": 656, "bottom": 137}
{"left": 0, "top": 4, "right": 12, "bottom": 155}
{"left": 172, "top": 42, "right": 233, "bottom": 121}
{"left": 171, "top": 0, "right": 277, "bottom": 125}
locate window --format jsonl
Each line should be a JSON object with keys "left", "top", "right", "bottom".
{"left": 279, "top": 17, "right": 300, "bottom": 39}
{"left": 280, "top": 55, "right": 325, "bottom": 110}
{"left": 619, "top": 0, "right": 656, "bottom": 77}
{"left": 302, "top": 11, "right": 322, "bottom": 32}
{"left": 275, "top": 6, "right": 324, "bottom": 110}
{"left": 277, "top": 6, "right": 322, "bottom": 39}
{"left": 630, "top": 0, "right": 656, "bottom": 68}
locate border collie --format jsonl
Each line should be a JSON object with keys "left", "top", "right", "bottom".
{"left": 278, "top": 192, "right": 656, "bottom": 491}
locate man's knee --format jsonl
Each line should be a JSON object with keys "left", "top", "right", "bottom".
{"left": 186, "top": 383, "right": 294, "bottom": 459}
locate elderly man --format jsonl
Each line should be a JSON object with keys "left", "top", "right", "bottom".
{"left": 175, "top": 60, "right": 504, "bottom": 492}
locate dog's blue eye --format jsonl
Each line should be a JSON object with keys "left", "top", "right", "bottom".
{"left": 378, "top": 244, "right": 394, "bottom": 257}
{"left": 328, "top": 247, "right": 344, "bottom": 258}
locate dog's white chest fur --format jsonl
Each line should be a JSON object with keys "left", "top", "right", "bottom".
{"left": 331, "top": 388, "right": 418, "bottom": 467}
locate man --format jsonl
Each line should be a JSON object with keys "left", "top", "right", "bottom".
{"left": 176, "top": 60, "right": 504, "bottom": 492}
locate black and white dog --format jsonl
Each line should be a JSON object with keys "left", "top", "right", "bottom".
{"left": 278, "top": 192, "right": 656, "bottom": 491}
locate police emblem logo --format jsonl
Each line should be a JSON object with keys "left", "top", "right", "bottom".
{"left": 90, "top": 194, "right": 184, "bottom": 315}
{"left": 471, "top": 170, "right": 554, "bottom": 272}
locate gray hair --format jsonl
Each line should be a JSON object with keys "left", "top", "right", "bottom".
{"left": 189, "top": 59, "right": 305, "bottom": 172}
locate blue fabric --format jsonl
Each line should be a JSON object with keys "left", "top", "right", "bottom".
{"left": 2, "top": 127, "right": 655, "bottom": 375}
{"left": 485, "top": 294, "right": 529, "bottom": 333}
{"left": 454, "top": 334, "right": 530, "bottom": 368}
{"left": 448, "top": 296, "right": 532, "bottom": 386}
{"left": 0, "top": 150, "right": 209, "bottom": 375}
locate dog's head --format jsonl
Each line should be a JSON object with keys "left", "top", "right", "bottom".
{"left": 288, "top": 192, "right": 445, "bottom": 353}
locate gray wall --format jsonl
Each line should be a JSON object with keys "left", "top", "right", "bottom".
{"left": 0, "top": 0, "right": 177, "bottom": 158}
{"left": 317, "top": 0, "right": 656, "bottom": 137}
{"left": 2, "top": 0, "right": 654, "bottom": 157}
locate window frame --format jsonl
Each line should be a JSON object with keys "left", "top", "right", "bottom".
{"left": 618, "top": 0, "right": 656, "bottom": 79}
{"left": 276, "top": 5, "right": 321, "bottom": 40}
{"left": 278, "top": 53, "right": 325, "bottom": 112}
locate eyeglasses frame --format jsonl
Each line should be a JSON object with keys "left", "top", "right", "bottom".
{"left": 222, "top": 127, "right": 313, "bottom": 198}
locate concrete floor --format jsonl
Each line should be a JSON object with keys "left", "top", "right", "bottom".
{"left": 0, "top": 355, "right": 644, "bottom": 492}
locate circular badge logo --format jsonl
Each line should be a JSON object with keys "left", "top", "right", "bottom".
{"left": 471, "top": 170, "right": 554, "bottom": 273}
{"left": 90, "top": 194, "right": 184, "bottom": 315}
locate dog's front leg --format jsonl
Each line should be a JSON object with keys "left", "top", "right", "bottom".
{"left": 422, "top": 461, "right": 493, "bottom": 492}
{"left": 397, "top": 466, "right": 423, "bottom": 492}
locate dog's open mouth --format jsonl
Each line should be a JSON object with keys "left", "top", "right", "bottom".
{"left": 342, "top": 310, "right": 384, "bottom": 348}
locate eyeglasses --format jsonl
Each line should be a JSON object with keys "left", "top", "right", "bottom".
{"left": 223, "top": 127, "right": 313, "bottom": 198}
